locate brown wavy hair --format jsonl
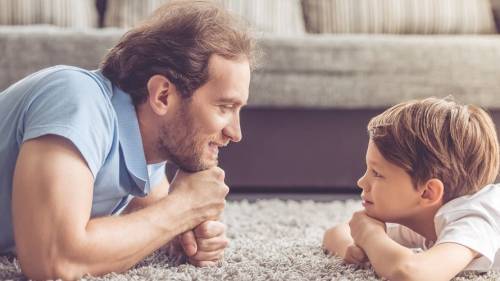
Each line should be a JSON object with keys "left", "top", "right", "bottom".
{"left": 368, "top": 97, "right": 499, "bottom": 203}
{"left": 101, "top": 0, "right": 256, "bottom": 105}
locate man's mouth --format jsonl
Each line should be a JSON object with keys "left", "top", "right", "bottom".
{"left": 208, "top": 141, "right": 228, "bottom": 156}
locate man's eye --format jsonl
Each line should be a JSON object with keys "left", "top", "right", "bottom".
{"left": 219, "top": 104, "right": 234, "bottom": 112}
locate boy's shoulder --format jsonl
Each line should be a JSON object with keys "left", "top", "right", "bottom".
{"left": 435, "top": 184, "right": 500, "bottom": 228}
{"left": 439, "top": 184, "right": 500, "bottom": 213}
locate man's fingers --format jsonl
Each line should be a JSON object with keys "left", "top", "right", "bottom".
{"left": 180, "top": 230, "right": 197, "bottom": 257}
{"left": 194, "top": 221, "right": 226, "bottom": 238}
{"left": 212, "top": 167, "right": 225, "bottom": 181}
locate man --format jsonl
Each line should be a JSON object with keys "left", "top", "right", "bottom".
{"left": 0, "top": 1, "right": 255, "bottom": 279}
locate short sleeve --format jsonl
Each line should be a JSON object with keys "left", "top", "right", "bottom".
{"left": 21, "top": 69, "right": 114, "bottom": 178}
{"left": 436, "top": 215, "right": 498, "bottom": 265}
{"left": 147, "top": 161, "right": 167, "bottom": 188}
{"left": 387, "top": 223, "right": 426, "bottom": 248}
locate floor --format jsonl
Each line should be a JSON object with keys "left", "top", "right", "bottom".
{"left": 227, "top": 191, "right": 360, "bottom": 202}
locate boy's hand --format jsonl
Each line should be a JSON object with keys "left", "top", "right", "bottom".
{"left": 349, "top": 211, "right": 386, "bottom": 247}
{"left": 180, "top": 220, "right": 229, "bottom": 267}
{"left": 343, "top": 244, "right": 368, "bottom": 264}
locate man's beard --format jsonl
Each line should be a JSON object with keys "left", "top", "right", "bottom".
{"left": 157, "top": 102, "right": 215, "bottom": 172}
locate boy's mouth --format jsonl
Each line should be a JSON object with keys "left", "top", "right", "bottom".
{"left": 361, "top": 197, "right": 374, "bottom": 207}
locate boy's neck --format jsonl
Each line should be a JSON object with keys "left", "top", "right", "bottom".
{"left": 399, "top": 204, "right": 442, "bottom": 242}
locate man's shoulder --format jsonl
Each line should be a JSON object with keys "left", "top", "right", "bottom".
{"left": 3, "top": 65, "right": 113, "bottom": 105}
{"left": 24, "top": 65, "right": 115, "bottom": 117}
{"left": 17, "top": 66, "right": 119, "bottom": 177}
{"left": 36, "top": 65, "right": 112, "bottom": 98}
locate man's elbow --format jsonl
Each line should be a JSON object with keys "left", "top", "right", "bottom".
{"left": 19, "top": 252, "right": 86, "bottom": 280}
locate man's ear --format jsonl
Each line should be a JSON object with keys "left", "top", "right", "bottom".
{"left": 146, "top": 75, "right": 173, "bottom": 115}
{"left": 420, "top": 178, "right": 444, "bottom": 206}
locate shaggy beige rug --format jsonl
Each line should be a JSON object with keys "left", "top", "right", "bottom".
{"left": 1, "top": 199, "right": 498, "bottom": 280}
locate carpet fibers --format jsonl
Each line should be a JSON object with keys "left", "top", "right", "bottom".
{"left": 1, "top": 199, "right": 498, "bottom": 280}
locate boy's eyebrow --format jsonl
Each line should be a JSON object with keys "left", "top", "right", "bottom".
{"left": 367, "top": 159, "right": 381, "bottom": 167}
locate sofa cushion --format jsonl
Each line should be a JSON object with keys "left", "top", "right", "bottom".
{"left": 104, "top": 0, "right": 305, "bottom": 35}
{"left": 220, "top": 0, "right": 305, "bottom": 35}
{"left": 302, "top": 0, "right": 497, "bottom": 34}
{"left": 0, "top": 0, "right": 96, "bottom": 28}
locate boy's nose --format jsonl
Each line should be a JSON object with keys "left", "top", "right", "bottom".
{"left": 357, "top": 173, "right": 367, "bottom": 190}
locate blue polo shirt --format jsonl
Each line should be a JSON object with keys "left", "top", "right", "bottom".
{"left": 0, "top": 65, "right": 166, "bottom": 254}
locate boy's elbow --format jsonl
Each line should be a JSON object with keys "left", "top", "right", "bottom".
{"left": 322, "top": 227, "right": 341, "bottom": 253}
{"left": 322, "top": 228, "right": 334, "bottom": 248}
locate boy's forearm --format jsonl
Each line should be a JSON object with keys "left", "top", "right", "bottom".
{"left": 323, "top": 223, "right": 354, "bottom": 257}
{"left": 358, "top": 230, "right": 415, "bottom": 280}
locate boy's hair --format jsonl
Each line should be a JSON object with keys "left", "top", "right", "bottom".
{"left": 100, "top": 0, "right": 256, "bottom": 105}
{"left": 368, "top": 97, "right": 499, "bottom": 203}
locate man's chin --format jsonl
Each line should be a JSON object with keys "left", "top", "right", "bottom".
{"left": 177, "top": 159, "right": 218, "bottom": 173}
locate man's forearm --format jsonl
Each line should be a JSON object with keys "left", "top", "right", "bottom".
{"left": 122, "top": 177, "right": 170, "bottom": 214}
{"left": 59, "top": 193, "right": 201, "bottom": 278}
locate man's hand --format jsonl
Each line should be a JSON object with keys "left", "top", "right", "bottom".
{"left": 349, "top": 211, "right": 386, "bottom": 248}
{"left": 180, "top": 221, "right": 228, "bottom": 267}
{"left": 169, "top": 167, "right": 229, "bottom": 228}
{"left": 343, "top": 244, "right": 368, "bottom": 264}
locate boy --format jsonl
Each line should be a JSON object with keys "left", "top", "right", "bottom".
{"left": 323, "top": 98, "right": 500, "bottom": 281}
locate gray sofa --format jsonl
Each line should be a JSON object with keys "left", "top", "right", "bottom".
{"left": 2, "top": 26, "right": 500, "bottom": 192}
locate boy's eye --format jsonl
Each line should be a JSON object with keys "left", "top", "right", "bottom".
{"left": 372, "top": 169, "right": 382, "bottom": 178}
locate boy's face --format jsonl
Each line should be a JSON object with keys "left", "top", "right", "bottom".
{"left": 357, "top": 140, "right": 424, "bottom": 223}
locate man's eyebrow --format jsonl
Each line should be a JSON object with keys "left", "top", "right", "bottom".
{"left": 217, "top": 97, "right": 247, "bottom": 106}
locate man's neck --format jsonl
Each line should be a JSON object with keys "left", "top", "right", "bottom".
{"left": 136, "top": 104, "right": 165, "bottom": 164}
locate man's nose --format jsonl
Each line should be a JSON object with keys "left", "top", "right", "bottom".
{"left": 223, "top": 116, "right": 242, "bottom": 143}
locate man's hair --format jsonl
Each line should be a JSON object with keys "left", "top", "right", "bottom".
{"left": 100, "top": 0, "right": 256, "bottom": 105}
{"left": 368, "top": 97, "right": 499, "bottom": 203}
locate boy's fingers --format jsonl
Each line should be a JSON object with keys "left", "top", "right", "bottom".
{"left": 180, "top": 230, "right": 197, "bottom": 257}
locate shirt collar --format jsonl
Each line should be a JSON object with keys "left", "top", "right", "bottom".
{"left": 110, "top": 85, "right": 151, "bottom": 195}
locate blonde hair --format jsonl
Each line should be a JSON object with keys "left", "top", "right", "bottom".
{"left": 368, "top": 97, "right": 499, "bottom": 202}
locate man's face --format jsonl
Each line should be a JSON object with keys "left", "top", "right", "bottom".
{"left": 159, "top": 55, "right": 250, "bottom": 172}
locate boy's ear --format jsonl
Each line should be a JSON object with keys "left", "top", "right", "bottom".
{"left": 420, "top": 178, "right": 444, "bottom": 206}
{"left": 146, "top": 74, "right": 174, "bottom": 115}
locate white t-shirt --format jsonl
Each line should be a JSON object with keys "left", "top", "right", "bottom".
{"left": 387, "top": 184, "right": 500, "bottom": 271}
